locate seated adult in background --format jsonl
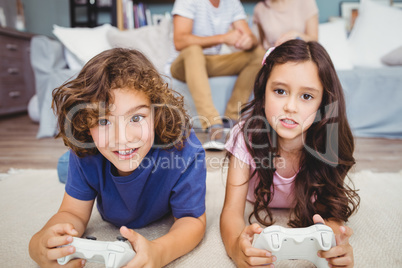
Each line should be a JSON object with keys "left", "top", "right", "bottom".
{"left": 253, "top": 0, "right": 319, "bottom": 49}
{"left": 169, "top": 0, "right": 265, "bottom": 149}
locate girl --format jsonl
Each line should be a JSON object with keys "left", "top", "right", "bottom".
{"left": 220, "top": 40, "right": 360, "bottom": 268}
{"left": 29, "top": 48, "right": 207, "bottom": 267}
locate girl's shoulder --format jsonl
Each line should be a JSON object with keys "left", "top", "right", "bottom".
{"left": 225, "top": 122, "right": 254, "bottom": 166}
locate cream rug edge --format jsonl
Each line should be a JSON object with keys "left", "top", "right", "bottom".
{"left": 0, "top": 169, "right": 401, "bottom": 268}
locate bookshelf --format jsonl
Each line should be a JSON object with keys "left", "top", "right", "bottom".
{"left": 70, "top": 0, "right": 259, "bottom": 29}
{"left": 115, "top": 0, "right": 165, "bottom": 30}
{"left": 69, "top": 0, "right": 113, "bottom": 28}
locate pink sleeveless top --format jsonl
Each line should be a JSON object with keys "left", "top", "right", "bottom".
{"left": 225, "top": 124, "right": 297, "bottom": 208}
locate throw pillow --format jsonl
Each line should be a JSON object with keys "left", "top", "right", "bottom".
{"left": 106, "top": 19, "right": 173, "bottom": 74}
{"left": 381, "top": 45, "right": 402, "bottom": 66}
{"left": 348, "top": 0, "right": 402, "bottom": 67}
{"left": 318, "top": 20, "right": 354, "bottom": 70}
{"left": 53, "top": 24, "right": 113, "bottom": 64}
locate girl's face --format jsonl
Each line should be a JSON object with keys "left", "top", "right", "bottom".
{"left": 264, "top": 61, "right": 323, "bottom": 146}
{"left": 89, "top": 88, "right": 154, "bottom": 176}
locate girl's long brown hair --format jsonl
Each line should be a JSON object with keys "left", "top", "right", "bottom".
{"left": 230, "top": 40, "right": 360, "bottom": 227}
{"left": 52, "top": 48, "right": 190, "bottom": 157}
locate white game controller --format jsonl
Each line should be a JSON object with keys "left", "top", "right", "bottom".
{"left": 253, "top": 224, "right": 336, "bottom": 268}
{"left": 57, "top": 236, "right": 136, "bottom": 268}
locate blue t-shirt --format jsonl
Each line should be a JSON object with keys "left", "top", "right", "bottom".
{"left": 65, "top": 130, "right": 206, "bottom": 229}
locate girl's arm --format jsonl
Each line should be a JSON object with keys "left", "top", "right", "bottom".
{"left": 120, "top": 213, "right": 206, "bottom": 267}
{"left": 29, "top": 192, "right": 94, "bottom": 267}
{"left": 220, "top": 155, "right": 275, "bottom": 267}
{"left": 313, "top": 215, "right": 354, "bottom": 268}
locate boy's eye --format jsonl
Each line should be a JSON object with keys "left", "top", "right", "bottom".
{"left": 274, "top": 89, "right": 286, "bottom": 95}
{"left": 301, "top": 94, "right": 313, "bottom": 100}
{"left": 131, "top": 115, "right": 144, "bottom": 123}
{"left": 98, "top": 119, "right": 110, "bottom": 126}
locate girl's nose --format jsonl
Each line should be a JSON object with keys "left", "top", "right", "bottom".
{"left": 284, "top": 97, "right": 297, "bottom": 113}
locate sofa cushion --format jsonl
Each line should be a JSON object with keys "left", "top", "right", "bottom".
{"left": 106, "top": 19, "right": 172, "bottom": 74}
{"left": 318, "top": 20, "right": 354, "bottom": 70}
{"left": 52, "top": 24, "right": 113, "bottom": 65}
{"left": 381, "top": 45, "right": 402, "bottom": 66}
{"left": 348, "top": 0, "right": 402, "bottom": 67}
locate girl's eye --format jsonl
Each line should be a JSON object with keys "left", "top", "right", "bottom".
{"left": 98, "top": 119, "right": 110, "bottom": 126}
{"left": 131, "top": 115, "right": 144, "bottom": 123}
{"left": 274, "top": 89, "right": 286, "bottom": 95}
{"left": 301, "top": 94, "right": 313, "bottom": 100}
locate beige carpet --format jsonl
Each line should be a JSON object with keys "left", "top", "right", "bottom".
{"left": 0, "top": 168, "right": 401, "bottom": 268}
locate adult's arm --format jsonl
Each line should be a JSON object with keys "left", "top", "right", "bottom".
{"left": 173, "top": 15, "right": 248, "bottom": 51}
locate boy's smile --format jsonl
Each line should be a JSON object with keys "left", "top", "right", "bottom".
{"left": 90, "top": 88, "right": 154, "bottom": 176}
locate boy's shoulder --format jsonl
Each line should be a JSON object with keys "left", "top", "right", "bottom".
{"left": 161, "top": 129, "right": 204, "bottom": 158}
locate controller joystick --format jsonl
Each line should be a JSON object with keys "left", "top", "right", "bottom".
{"left": 57, "top": 236, "right": 135, "bottom": 268}
{"left": 252, "top": 224, "right": 336, "bottom": 268}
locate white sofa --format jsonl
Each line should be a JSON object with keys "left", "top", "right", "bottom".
{"left": 30, "top": 20, "right": 238, "bottom": 138}
{"left": 30, "top": 0, "right": 402, "bottom": 139}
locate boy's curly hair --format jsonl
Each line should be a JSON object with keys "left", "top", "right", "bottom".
{"left": 52, "top": 48, "right": 191, "bottom": 157}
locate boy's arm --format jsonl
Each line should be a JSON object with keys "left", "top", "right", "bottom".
{"left": 121, "top": 213, "right": 206, "bottom": 267}
{"left": 156, "top": 213, "right": 206, "bottom": 265}
{"left": 29, "top": 192, "right": 94, "bottom": 266}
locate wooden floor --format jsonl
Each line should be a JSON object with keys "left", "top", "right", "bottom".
{"left": 1, "top": 113, "right": 402, "bottom": 173}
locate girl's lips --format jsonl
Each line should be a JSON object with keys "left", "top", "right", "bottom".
{"left": 280, "top": 118, "right": 298, "bottom": 129}
{"left": 114, "top": 148, "right": 139, "bottom": 160}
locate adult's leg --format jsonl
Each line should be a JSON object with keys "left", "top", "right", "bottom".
{"left": 204, "top": 47, "right": 266, "bottom": 121}
{"left": 170, "top": 45, "right": 222, "bottom": 130}
{"left": 225, "top": 47, "right": 265, "bottom": 120}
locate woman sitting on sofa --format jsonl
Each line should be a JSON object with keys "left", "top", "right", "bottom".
{"left": 253, "top": 0, "right": 319, "bottom": 49}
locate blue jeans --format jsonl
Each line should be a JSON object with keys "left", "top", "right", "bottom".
{"left": 57, "top": 151, "right": 70, "bottom": 184}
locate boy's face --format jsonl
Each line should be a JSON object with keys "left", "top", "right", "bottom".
{"left": 264, "top": 61, "right": 323, "bottom": 146}
{"left": 89, "top": 88, "right": 154, "bottom": 176}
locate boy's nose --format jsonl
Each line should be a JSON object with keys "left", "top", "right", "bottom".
{"left": 114, "top": 116, "right": 130, "bottom": 144}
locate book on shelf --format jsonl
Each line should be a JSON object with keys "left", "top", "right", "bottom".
{"left": 116, "top": 0, "right": 153, "bottom": 30}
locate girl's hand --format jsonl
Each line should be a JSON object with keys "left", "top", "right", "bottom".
{"left": 120, "top": 226, "right": 162, "bottom": 268}
{"left": 230, "top": 223, "right": 276, "bottom": 268}
{"left": 313, "top": 214, "right": 354, "bottom": 268}
{"left": 33, "top": 223, "right": 85, "bottom": 268}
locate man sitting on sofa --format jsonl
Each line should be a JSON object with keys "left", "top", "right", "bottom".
{"left": 168, "top": 0, "right": 264, "bottom": 150}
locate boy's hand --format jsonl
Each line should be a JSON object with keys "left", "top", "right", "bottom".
{"left": 313, "top": 214, "right": 354, "bottom": 268}
{"left": 34, "top": 223, "right": 85, "bottom": 267}
{"left": 120, "top": 226, "right": 162, "bottom": 268}
{"left": 230, "top": 223, "right": 276, "bottom": 268}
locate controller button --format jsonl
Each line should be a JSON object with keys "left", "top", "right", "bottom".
{"left": 107, "top": 244, "right": 125, "bottom": 253}
{"left": 271, "top": 234, "right": 280, "bottom": 249}
{"left": 86, "top": 235, "right": 97, "bottom": 240}
{"left": 117, "top": 235, "right": 128, "bottom": 242}
{"left": 107, "top": 253, "right": 116, "bottom": 267}
{"left": 321, "top": 232, "right": 331, "bottom": 247}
